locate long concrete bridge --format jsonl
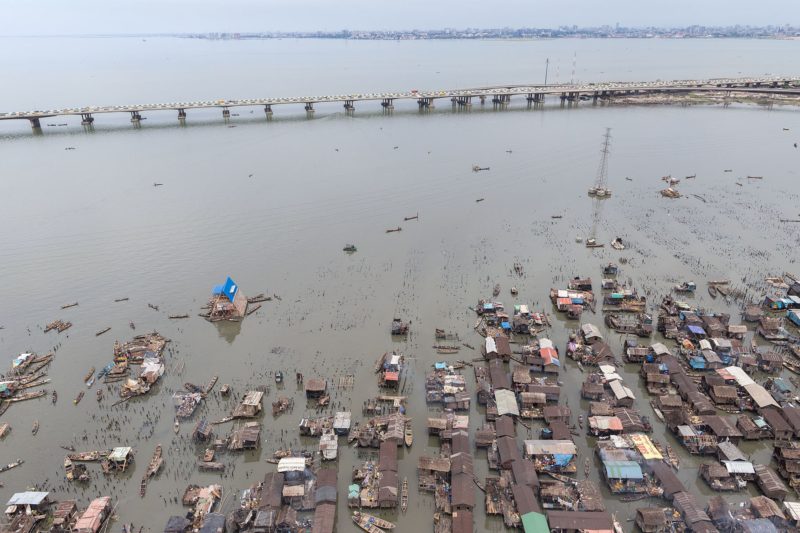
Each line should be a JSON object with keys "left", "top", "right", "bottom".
{"left": 3, "top": 76, "right": 799, "bottom": 129}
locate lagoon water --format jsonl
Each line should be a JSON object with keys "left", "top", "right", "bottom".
{"left": 1, "top": 36, "right": 800, "bottom": 531}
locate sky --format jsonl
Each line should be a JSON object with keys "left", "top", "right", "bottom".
{"left": 1, "top": 0, "right": 797, "bottom": 35}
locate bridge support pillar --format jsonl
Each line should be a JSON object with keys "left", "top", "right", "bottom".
{"left": 344, "top": 100, "right": 355, "bottom": 111}
{"left": 178, "top": 109, "right": 187, "bottom": 120}
{"left": 263, "top": 105, "right": 273, "bottom": 119}
{"left": 381, "top": 99, "right": 394, "bottom": 109}
{"left": 130, "top": 111, "right": 142, "bottom": 123}
{"left": 80, "top": 113, "right": 94, "bottom": 125}
{"left": 222, "top": 107, "right": 231, "bottom": 119}
{"left": 29, "top": 117, "right": 41, "bottom": 130}
{"left": 417, "top": 97, "right": 433, "bottom": 110}
{"left": 492, "top": 94, "right": 511, "bottom": 106}
{"left": 304, "top": 103, "right": 314, "bottom": 113}
{"left": 479, "top": 95, "right": 486, "bottom": 105}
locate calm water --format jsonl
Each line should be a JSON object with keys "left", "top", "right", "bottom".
{"left": 1, "top": 37, "right": 800, "bottom": 532}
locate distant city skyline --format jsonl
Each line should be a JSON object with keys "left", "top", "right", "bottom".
{"left": 1, "top": 0, "right": 798, "bottom": 36}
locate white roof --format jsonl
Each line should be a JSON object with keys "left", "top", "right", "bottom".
{"left": 743, "top": 383, "right": 779, "bottom": 409}
{"left": 723, "top": 461, "right": 755, "bottom": 475}
{"left": 524, "top": 440, "right": 577, "bottom": 456}
{"left": 609, "top": 380, "right": 635, "bottom": 400}
{"left": 598, "top": 364, "right": 616, "bottom": 375}
{"left": 6, "top": 492, "right": 48, "bottom": 506}
{"left": 784, "top": 501, "right": 800, "bottom": 521}
{"left": 581, "top": 323, "right": 602, "bottom": 339}
{"left": 557, "top": 290, "right": 568, "bottom": 298}
{"left": 333, "top": 411, "right": 351, "bottom": 428}
{"left": 109, "top": 447, "right": 132, "bottom": 461}
{"left": 389, "top": 354, "right": 401, "bottom": 366}
{"left": 519, "top": 305, "right": 530, "bottom": 314}
{"left": 277, "top": 457, "right": 306, "bottom": 472}
{"left": 713, "top": 337, "right": 734, "bottom": 348}
{"left": 539, "top": 338, "right": 554, "bottom": 350}
{"left": 494, "top": 389, "right": 519, "bottom": 417}
{"left": 724, "top": 366, "right": 755, "bottom": 387}
{"left": 609, "top": 435, "right": 630, "bottom": 448}
{"left": 699, "top": 339, "right": 712, "bottom": 350}
{"left": 485, "top": 337, "right": 497, "bottom": 354}
{"left": 650, "top": 342, "right": 671, "bottom": 356}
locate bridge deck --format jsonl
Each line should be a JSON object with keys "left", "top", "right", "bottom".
{"left": 2, "top": 76, "right": 798, "bottom": 120}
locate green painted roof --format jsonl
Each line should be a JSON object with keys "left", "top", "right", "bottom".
{"left": 521, "top": 512, "right": 549, "bottom": 533}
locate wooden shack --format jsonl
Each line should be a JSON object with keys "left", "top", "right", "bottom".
{"left": 635, "top": 508, "right": 668, "bottom": 533}
{"left": 233, "top": 391, "right": 263, "bottom": 418}
{"left": 305, "top": 379, "right": 327, "bottom": 399}
{"left": 763, "top": 408, "right": 793, "bottom": 440}
{"left": 228, "top": 422, "right": 261, "bottom": 451}
{"left": 754, "top": 464, "right": 789, "bottom": 501}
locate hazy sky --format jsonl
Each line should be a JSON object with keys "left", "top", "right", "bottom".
{"left": 2, "top": 0, "right": 797, "bottom": 35}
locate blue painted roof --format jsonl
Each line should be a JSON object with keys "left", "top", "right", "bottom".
{"left": 603, "top": 460, "right": 643, "bottom": 480}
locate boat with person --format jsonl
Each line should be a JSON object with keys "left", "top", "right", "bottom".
{"left": 145, "top": 444, "right": 163, "bottom": 478}
{"left": 0, "top": 459, "right": 24, "bottom": 473}
{"left": 343, "top": 244, "right": 357, "bottom": 252}
{"left": 404, "top": 422, "right": 413, "bottom": 447}
{"left": 401, "top": 478, "right": 408, "bottom": 513}
{"left": 674, "top": 281, "right": 696, "bottom": 293}
{"left": 352, "top": 512, "right": 395, "bottom": 532}
{"left": 67, "top": 451, "right": 104, "bottom": 462}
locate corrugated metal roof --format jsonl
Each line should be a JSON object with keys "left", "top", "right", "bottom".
{"left": 723, "top": 461, "right": 755, "bottom": 475}
{"left": 744, "top": 383, "right": 779, "bottom": 409}
{"left": 524, "top": 440, "right": 576, "bottom": 456}
{"left": 783, "top": 501, "right": 800, "bottom": 520}
{"left": 725, "top": 366, "right": 756, "bottom": 387}
{"left": 109, "top": 447, "right": 132, "bottom": 461}
{"left": 495, "top": 389, "right": 519, "bottom": 416}
{"left": 717, "top": 440, "right": 746, "bottom": 462}
{"left": 277, "top": 457, "right": 306, "bottom": 472}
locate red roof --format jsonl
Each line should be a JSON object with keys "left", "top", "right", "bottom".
{"left": 540, "top": 347, "right": 559, "bottom": 365}
{"left": 384, "top": 371, "right": 399, "bottom": 381}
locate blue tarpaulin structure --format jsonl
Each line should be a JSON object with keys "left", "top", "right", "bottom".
{"left": 687, "top": 325, "right": 706, "bottom": 336}
{"left": 689, "top": 357, "right": 706, "bottom": 370}
{"left": 222, "top": 277, "right": 239, "bottom": 303}
{"left": 552, "top": 454, "right": 573, "bottom": 467}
